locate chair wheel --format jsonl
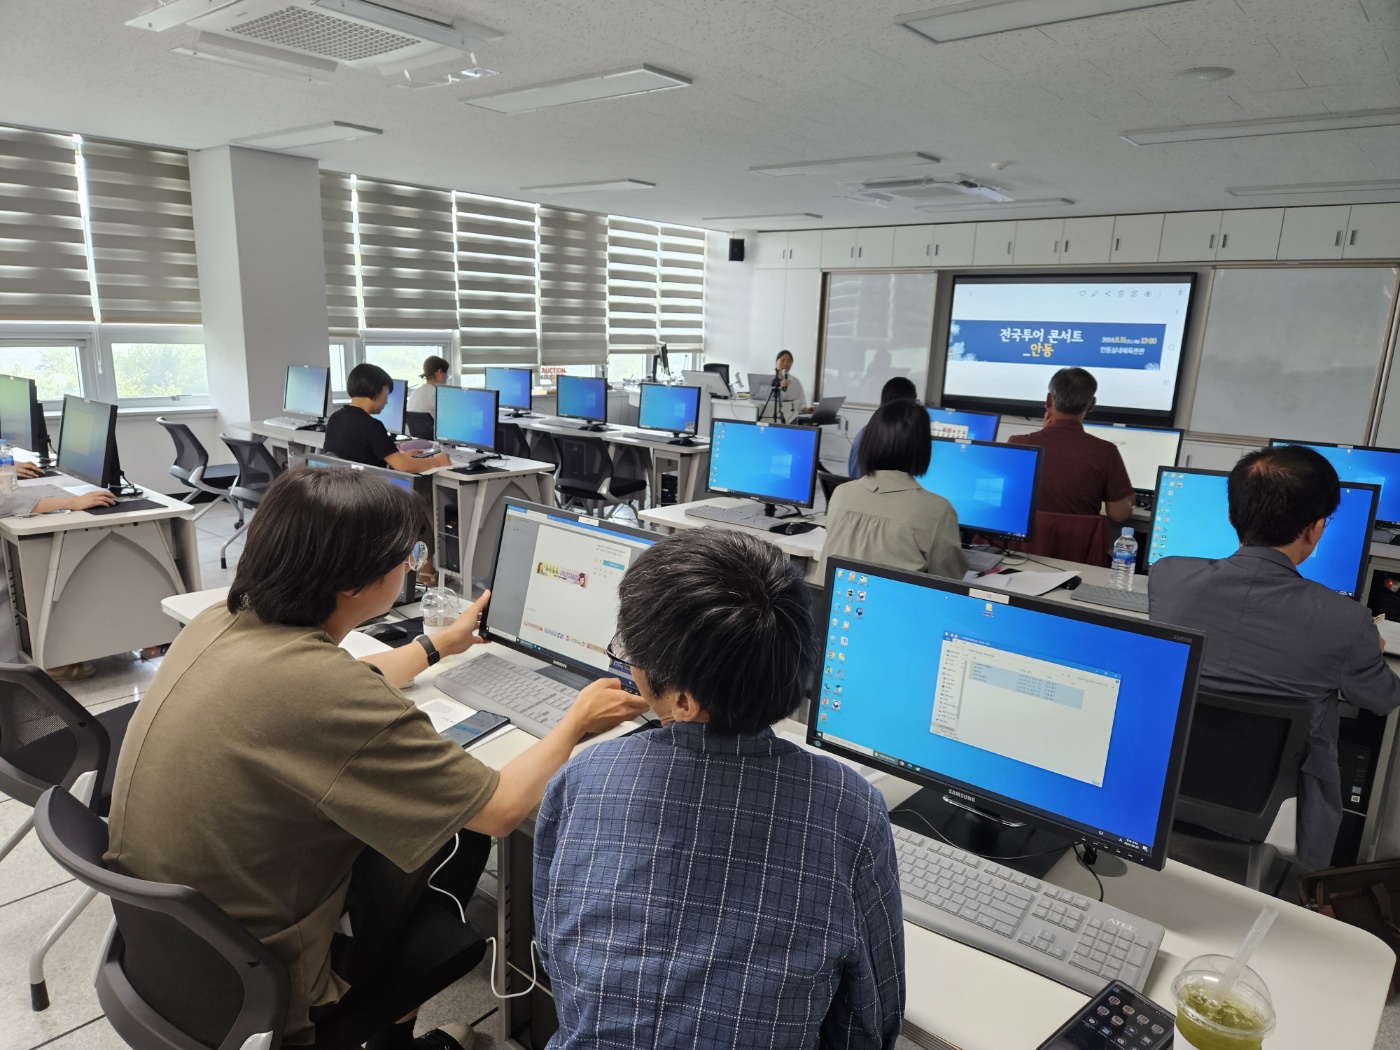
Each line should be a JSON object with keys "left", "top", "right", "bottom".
{"left": 30, "top": 981, "right": 48, "bottom": 1011}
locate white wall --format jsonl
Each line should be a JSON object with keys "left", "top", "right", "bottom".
{"left": 703, "top": 230, "right": 754, "bottom": 382}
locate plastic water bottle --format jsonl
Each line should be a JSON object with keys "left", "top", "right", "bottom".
{"left": 1110, "top": 527, "right": 1138, "bottom": 591}
{"left": 0, "top": 444, "right": 16, "bottom": 495}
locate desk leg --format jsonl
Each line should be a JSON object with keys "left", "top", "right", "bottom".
{"left": 498, "top": 826, "right": 555, "bottom": 1048}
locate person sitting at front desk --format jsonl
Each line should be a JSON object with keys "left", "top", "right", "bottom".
{"left": 1149, "top": 444, "right": 1400, "bottom": 870}
{"left": 326, "top": 363, "right": 451, "bottom": 474}
{"left": 533, "top": 529, "right": 905, "bottom": 1049}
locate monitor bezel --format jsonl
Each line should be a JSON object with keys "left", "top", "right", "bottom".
{"left": 1081, "top": 422, "right": 1184, "bottom": 493}
{"left": 283, "top": 365, "right": 330, "bottom": 418}
{"left": 807, "top": 556, "right": 1204, "bottom": 871}
{"left": 555, "top": 374, "right": 608, "bottom": 424}
{"left": 925, "top": 405, "right": 1002, "bottom": 442}
{"left": 1268, "top": 437, "right": 1400, "bottom": 530}
{"left": 637, "top": 381, "right": 701, "bottom": 437}
{"left": 705, "top": 417, "right": 821, "bottom": 509}
{"left": 485, "top": 367, "right": 533, "bottom": 412}
{"left": 434, "top": 387, "right": 499, "bottom": 453}
{"left": 922, "top": 436, "right": 1043, "bottom": 543}
{"left": 299, "top": 452, "right": 415, "bottom": 493}
{"left": 378, "top": 378, "right": 408, "bottom": 437}
{"left": 56, "top": 394, "right": 118, "bottom": 489}
{"left": 939, "top": 271, "right": 1199, "bottom": 425}
{"left": 481, "top": 499, "right": 658, "bottom": 689}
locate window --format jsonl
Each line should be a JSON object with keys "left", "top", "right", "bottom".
{"left": 608, "top": 354, "right": 650, "bottom": 383}
{"left": 0, "top": 344, "right": 83, "bottom": 401}
{"left": 365, "top": 342, "right": 443, "bottom": 382}
{"left": 110, "top": 342, "right": 208, "bottom": 400}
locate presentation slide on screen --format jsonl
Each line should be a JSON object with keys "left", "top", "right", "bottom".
{"left": 943, "top": 278, "right": 1192, "bottom": 413}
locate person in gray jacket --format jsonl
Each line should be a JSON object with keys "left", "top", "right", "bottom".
{"left": 1149, "top": 444, "right": 1400, "bottom": 870}
{"left": 820, "top": 398, "right": 966, "bottom": 582}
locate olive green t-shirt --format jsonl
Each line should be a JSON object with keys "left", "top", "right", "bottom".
{"left": 105, "top": 606, "right": 500, "bottom": 1043}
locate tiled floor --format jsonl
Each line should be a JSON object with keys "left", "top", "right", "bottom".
{"left": 1, "top": 498, "right": 1395, "bottom": 1050}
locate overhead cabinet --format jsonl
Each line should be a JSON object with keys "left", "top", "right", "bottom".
{"left": 821, "top": 227, "right": 894, "bottom": 268}
{"left": 972, "top": 221, "right": 1017, "bottom": 266}
{"left": 754, "top": 230, "right": 822, "bottom": 269}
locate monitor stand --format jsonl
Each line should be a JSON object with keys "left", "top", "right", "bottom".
{"left": 504, "top": 408, "right": 536, "bottom": 418}
{"left": 890, "top": 786, "right": 1072, "bottom": 880}
{"left": 577, "top": 422, "right": 609, "bottom": 432}
{"left": 296, "top": 417, "right": 327, "bottom": 432}
{"left": 668, "top": 432, "right": 698, "bottom": 447}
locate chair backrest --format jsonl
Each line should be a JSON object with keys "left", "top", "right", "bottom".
{"left": 0, "top": 664, "right": 108, "bottom": 807}
{"left": 527, "top": 430, "right": 560, "bottom": 470}
{"left": 555, "top": 436, "right": 612, "bottom": 489}
{"left": 497, "top": 422, "right": 530, "bottom": 460}
{"left": 1175, "top": 690, "right": 1312, "bottom": 843}
{"left": 156, "top": 417, "right": 210, "bottom": 484}
{"left": 34, "top": 786, "right": 289, "bottom": 1050}
{"left": 1008, "top": 511, "right": 1111, "bottom": 567}
{"left": 818, "top": 471, "right": 853, "bottom": 503}
{"left": 403, "top": 411, "right": 434, "bottom": 440}
{"left": 220, "top": 436, "right": 283, "bottom": 508}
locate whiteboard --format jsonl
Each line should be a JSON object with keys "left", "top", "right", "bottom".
{"left": 1190, "top": 267, "right": 1397, "bottom": 442}
{"left": 820, "top": 272, "right": 936, "bottom": 405}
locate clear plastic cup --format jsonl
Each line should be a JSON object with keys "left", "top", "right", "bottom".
{"left": 420, "top": 586, "right": 460, "bottom": 630}
{"left": 1171, "top": 954, "right": 1276, "bottom": 1049}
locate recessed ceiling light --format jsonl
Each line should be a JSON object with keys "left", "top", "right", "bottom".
{"left": 895, "top": 0, "right": 1193, "bottom": 44}
{"left": 127, "top": 0, "right": 239, "bottom": 32}
{"left": 460, "top": 65, "right": 497, "bottom": 79}
{"left": 523, "top": 179, "right": 656, "bottom": 193}
{"left": 752, "top": 152, "right": 941, "bottom": 178}
{"left": 1226, "top": 179, "right": 1400, "bottom": 197}
{"left": 234, "top": 121, "right": 383, "bottom": 150}
{"left": 1178, "top": 66, "right": 1235, "bottom": 81}
{"left": 1123, "top": 107, "right": 1400, "bottom": 144}
{"left": 914, "top": 197, "right": 1075, "bottom": 211}
{"left": 463, "top": 65, "right": 691, "bottom": 114}
{"left": 702, "top": 212, "right": 824, "bottom": 221}
{"left": 312, "top": 0, "right": 501, "bottom": 51}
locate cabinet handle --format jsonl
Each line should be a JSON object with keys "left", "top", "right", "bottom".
{"left": 1221, "top": 233, "right": 1229, "bottom": 248}
{"left": 1063, "top": 239, "right": 1070, "bottom": 253}
{"left": 1007, "top": 241, "right": 1013, "bottom": 254}
{"left": 1208, "top": 233, "right": 1216, "bottom": 249}
{"left": 1351, "top": 229, "right": 1359, "bottom": 246}
{"left": 858, "top": 246, "right": 863, "bottom": 258}
{"left": 1114, "top": 237, "right": 1121, "bottom": 252}
{"left": 934, "top": 243, "right": 940, "bottom": 257}
{"left": 1053, "top": 240, "right": 1060, "bottom": 254}
{"left": 1335, "top": 230, "right": 1343, "bottom": 247}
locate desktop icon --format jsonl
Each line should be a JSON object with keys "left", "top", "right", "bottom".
{"left": 833, "top": 700, "right": 841, "bottom": 710}
{"left": 857, "top": 591, "right": 866, "bottom": 601}
{"left": 842, "top": 621, "right": 850, "bottom": 630}
{"left": 859, "top": 575, "right": 868, "bottom": 585}
{"left": 854, "top": 608, "right": 864, "bottom": 618}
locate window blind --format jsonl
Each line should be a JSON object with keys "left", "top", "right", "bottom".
{"left": 81, "top": 137, "right": 201, "bottom": 324}
{"left": 455, "top": 192, "right": 538, "bottom": 365}
{"left": 606, "top": 218, "right": 659, "bottom": 351}
{"left": 539, "top": 206, "right": 607, "bottom": 366}
{"left": 321, "top": 171, "right": 360, "bottom": 335}
{"left": 658, "top": 224, "right": 705, "bottom": 351}
{"left": 0, "top": 127, "right": 93, "bottom": 322}
{"left": 354, "top": 178, "right": 456, "bottom": 330}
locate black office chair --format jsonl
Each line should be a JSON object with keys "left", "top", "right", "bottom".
{"left": 404, "top": 412, "right": 434, "bottom": 441}
{"left": 156, "top": 417, "right": 241, "bottom": 524}
{"left": 702, "top": 363, "right": 731, "bottom": 388}
{"left": 1174, "top": 689, "right": 1311, "bottom": 889}
{"left": 554, "top": 436, "right": 646, "bottom": 519}
{"left": 818, "top": 471, "right": 854, "bottom": 504}
{"left": 218, "top": 435, "right": 285, "bottom": 569}
{"left": 0, "top": 663, "right": 137, "bottom": 1010}
{"left": 528, "top": 430, "right": 561, "bottom": 473}
{"left": 497, "top": 421, "right": 531, "bottom": 460}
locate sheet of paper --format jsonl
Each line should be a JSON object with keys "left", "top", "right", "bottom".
{"left": 418, "top": 696, "right": 474, "bottom": 732}
{"left": 961, "top": 569, "right": 1081, "bottom": 596}
{"left": 340, "top": 630, "right": 392, "bottom": 658}
{"left": 1377, "top": 618, "right": 1400, "bottom": 652}
{"left": 779, "top": 729, "right": 888, "bottom": 783}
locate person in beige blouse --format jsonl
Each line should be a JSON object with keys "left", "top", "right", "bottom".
{"left": 820, "top": 398, "right": 968, "bottom": 581}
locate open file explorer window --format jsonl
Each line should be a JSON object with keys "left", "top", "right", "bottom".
{"left": 932, "top": 634, "right": 1120, "bottom": 787}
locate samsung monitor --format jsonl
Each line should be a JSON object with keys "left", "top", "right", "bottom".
{"left": 941, "top": 273, "right": 1197, "bottom": 424}
{"left": 301, "top": 454, "right": 414, "bottom": 494}
{"left": 1083, "top": 423, "right": 1183, "bottom": 493}
{"left": 378, "top": 379, "right": 407, "bottom": 437}
{"left": 57, "top": 395, "right": 120, "bottom": 490}
{"left": 926, "top": 406, "right": 1000, "bottom": 443}
{"left": 638, "top": 383, "right": 702, "bottom": 445}
{"left": 706, "top": 419, "right": 820, "bottom": 509}
{"left": 0, "top": 374, "right": 52, "bottom": 465}
{"left": 436, "top": 387, "right": 498, "bottom": 453}
{"left": 284, "top": 365, "right": 330, "bottom": 419}
{"left": 1269, "top": 440, "right": 1400, "bottom": 531}
{"left": 1149, "top": 467, "right": 1378, "bottom": 600}
{"left": 556, "top": 375, "right": 608, "bottom": 429}
{"left": 485, "top": 367, "right": 533, "bottom": 415}
{"left": 915, "top": 438, "right": 1042, "bottom": 543}
{"left": 809, "top": 559, "right": 1203, "bottom": 872}
{"left": 484, "top": 500, "right": 659, "bottom": 691}
{"left": 683, "top": 369, "right": 731, "bottom": 400}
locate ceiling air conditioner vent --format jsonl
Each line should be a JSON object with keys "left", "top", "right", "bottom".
{"left": 860, "top": 175, "right": 1014, "bottom": 203}
{"left": 225, "top": 6, "right": 417, "bottom": 62}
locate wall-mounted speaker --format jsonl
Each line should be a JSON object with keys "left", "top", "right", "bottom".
{"left": 728, "top": 237, "right": 745, "bottom": 262}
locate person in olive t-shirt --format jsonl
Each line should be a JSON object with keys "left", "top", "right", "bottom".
{"left": 106, "top": 468, "right": 646, "bottom": 1050}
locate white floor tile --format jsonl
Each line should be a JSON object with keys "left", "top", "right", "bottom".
{"left": 18, "top": 1018, "right": 128, "bottom": 1050}
{"left": 0, "top": 800, "right": 71, "bottom": 907}
{"left": 0, "top": 887, "right": 110, "bottom": 1050}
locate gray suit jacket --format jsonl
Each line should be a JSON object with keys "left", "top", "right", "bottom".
{"left": 1149, "top": 546, "right": 1400, "bottom": 868}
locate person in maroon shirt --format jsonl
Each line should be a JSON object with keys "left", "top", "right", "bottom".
{"left": 1008, "top": 367, "right": 1135, "bottom": 522}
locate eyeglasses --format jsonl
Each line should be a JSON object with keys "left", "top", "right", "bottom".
{"left": 605, "top": 634, "right": 633, "bottom": 673}
{"left": 406, "top": 541, "right": 429, "bottom": 572}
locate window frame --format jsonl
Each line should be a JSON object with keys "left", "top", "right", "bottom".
{"left": 0, "top": 323, "right": 99, "bottom": 407}
{"left": 96, "top": 324, "right": 210, "bottom": 408}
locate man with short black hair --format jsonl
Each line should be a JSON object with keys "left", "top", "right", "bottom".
{"left": 533, "top": 529, "right": 905, "bottom": 1049}
{"left": 1008, "top": 367, "right": 1134, "bottom": 522}
{"left": 847, "top": 375, "right": 920, "bottom": 476}
{"left": 1150, "top": 444, "right": 1400, "bottom": 868}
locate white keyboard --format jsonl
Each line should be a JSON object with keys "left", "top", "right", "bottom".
{"left": 432, "top": 652, "right": 582, "bottom": 739}
{"left": 684, "top": 503, "right": 797, "bottom": 531}
{"left": 892, "top": 824, "right": 1163, "bottom": 995}
{"left": 264, "top": 416, "right": 315, "bottom": 430}
{"left": 1070, "top": 584, "right": 1149, "bottom": 614}
{"left": 963, "top": 548, "right": 1004, "bottom": 574}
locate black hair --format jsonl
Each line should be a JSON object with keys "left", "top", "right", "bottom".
{"left": 776, "top": 351, "right": 794, "bottom": 366}
{"left": 880, "top": 376, "right": 918, "bottom": 404}
{"left": 857, "top": 398, "right": 932, "bottom": 478}
{"left": 227, "top": 467, "right": 419, "bottom": 626}
{"left": 616, "top": 529, "right": 816, "bottom": 735}
{"left": 421, "top": 355, "right": 450, "bottom": 379}
{"left": 1228, "top": 445, "right": 1341, "bottom": 548}
{"left": 1048, "top": 367, "right": 1097, "bottom": 415}
{"left": 348, "top": 362, "right": 393, "bottom": 400}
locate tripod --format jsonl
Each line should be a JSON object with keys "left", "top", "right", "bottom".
{"left": 760, "top": 369, "right": 785, "bottom": 423}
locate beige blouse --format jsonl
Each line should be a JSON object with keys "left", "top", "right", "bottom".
{"left": 819, "top": 470, "right": 968, "bottom": 581}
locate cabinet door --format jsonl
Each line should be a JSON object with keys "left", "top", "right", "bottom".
{"left": 1158, "top": 211, "right": 1223, "bottom": 261}
{"left": 1110, "top": 213, "right": 1163, "bottom": 263}
{"left": 891, "top": 224, "right": 937, "bottom": 267}
{"left": 782, "top": 269, "right": 823, "bottom": 391}
{"left": 1059, "top": 216, "right": 1114, "bottom": 265}
{"left": 820, "top": 229, "right": 860, "bottom": 269}
{"left": 1278, "top": 206, "right": 1351, "bottom": 260}
{"left": 748, "top": 268, "right": 787, "bottom": 357}
{"left": 854, "top": 226, "right": 895, "bottom": 268}
{"left": 753, "top": 232, "right": 789, "bottom": 269}
{"left": 1343, "top": 203, "right": 1400, "bottom": 259}
{"left": 1216, "top": 209, "right": 1283, "bottom": 260}
{"left": 972, "top": 221, "right": 1017, "bottom": 266}
{"left": 785, "top": 229, "right": 823, "bottom": 269}
{"left": 932, "top": 223, "right": 977, "bottom": 266}
{"left": 1012, "top": 218, "right": 1064, "bottom": 265}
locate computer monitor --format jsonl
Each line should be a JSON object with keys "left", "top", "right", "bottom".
{"left": 378, "top": 379, "right": 407, "bottom": 437}
{"left": 706, "top": 419, "right": 820, "bottom": 509}
{"left": 1149, "top": 467, "right": 1378, "bottom": 600}
{"left": 301, "top": 454, "right": 415, "bottom": 494}
{"left": 485, "top": 367, "right": 533, "bottom": 415}
{"left": 915, "top": 438, "right": 1042, "bottom": 543}
{"left": 1083, "top": 423, "right": 1183, "bottom": 493}
{"left": 556, "top": 375, "right": 608, "bottom": 430}
{"left": 704, "top": 363, "right": 731, "bottom": 388}
{"left": 926, "top": 406, "right": 1000, "bottom": 443}
{"left": 0, "top": 374, "right": 53, "bottom": 465}
{"left": 809, "top": 559, "right": 1203, "bottom": 872}
{"left": 683, "top": 370, "right": 731, "bottom": 400}
{"left": 638, "top": 383, "right": 702, "bottom": 445}
{"left": 483, "top": 500, "right": 659, "bottom": 690}
{"left": 57, "top": 395, "right": 122, "bottom": 491}
{"left": 436, "top": 387, "right": 498, "bottom": 453}
{"left": 1268, "top": 439, "right": 1400, "bottom": 530}
{"left": 284, "top": 365, "right": 330, "bottom": 419}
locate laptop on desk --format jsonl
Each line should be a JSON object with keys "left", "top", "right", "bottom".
{"left": 797, "top": 396, "right": 846, "bottom": 426}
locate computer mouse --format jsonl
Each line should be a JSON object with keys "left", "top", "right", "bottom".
{"left": 1062, "top": 575, "right": 1083, "bottom": 591}
{"left": 777, "top": 521, "right": 818, "bottom": 535}
{"left": 362, "top": 622, "right": 408, "bottom": 642}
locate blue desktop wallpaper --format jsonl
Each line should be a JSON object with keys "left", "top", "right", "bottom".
{"left": 915, "top": 440, "right": 1040, "bottom": 539}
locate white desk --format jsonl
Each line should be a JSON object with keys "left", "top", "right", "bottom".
{"left": 161, "top": 586, "right": 229, "bottom": 626}
{"left": 639, "top": 497, "right": 828, "bottom": 583}
{"left": 429, "top": 456, "right": 555, "bottom": 594}
{"left": 230, "top": 420, "right": 325, "bottom": 462}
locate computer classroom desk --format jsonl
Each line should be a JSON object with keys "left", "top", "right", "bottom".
{"left": 426, "top": 455, "right": 555, "bottom": 595}
{"left": 639, "top": 497, "right": 828, "bottom": 583}
{"left": 232, "top": 419, "right": 326, "bottom": 463}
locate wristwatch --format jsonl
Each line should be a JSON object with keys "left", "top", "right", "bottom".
{"left": 415, "top": 634, "right": 440, "bottom": 666}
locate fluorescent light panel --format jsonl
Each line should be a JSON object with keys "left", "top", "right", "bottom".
{"left": 234, "top": 121, "right": 382, "bottom": 149}
{"left": 752, "top": 152, "right": 941, "bottom": 177}
{"left": 524, "top": 179, "right": 655, "bottom": 193}
{"left": 1227, "top": 179, "right": 1400, "bottom": 197}
{"left": 702, "top": 212, "right": 823, "bottom": 221}
{"left": 1123, "top": 108, "right": 1400, "bottom": 145}
{"left": 312, "top": 0, "right": 501, "bottom": 50}
{"left": 914, "top": 197, "right": 1075, "bottom": 211}
{"left": 127, "top": 0, "right": 239, "bottom": 32}
{"left": 463, "top": 65, "right": 691, "bottom": 114}
{"left": 895, "top": 0, "right": 1192, "bottom": 43}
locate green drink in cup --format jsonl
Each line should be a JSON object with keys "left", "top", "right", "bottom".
{"left": 1172, "top": 954, "right": 1276, "bottom": 1049}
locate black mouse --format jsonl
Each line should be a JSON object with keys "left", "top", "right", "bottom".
{"left": 777, "top": 521, "right": 818, "bottom": 535}
{"left": 362, "top": 622, "right": 408, "bottom": 642}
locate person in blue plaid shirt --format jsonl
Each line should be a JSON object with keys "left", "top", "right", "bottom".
{"left": 533, "top": 528, "right": 905, "bottom": 1049}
